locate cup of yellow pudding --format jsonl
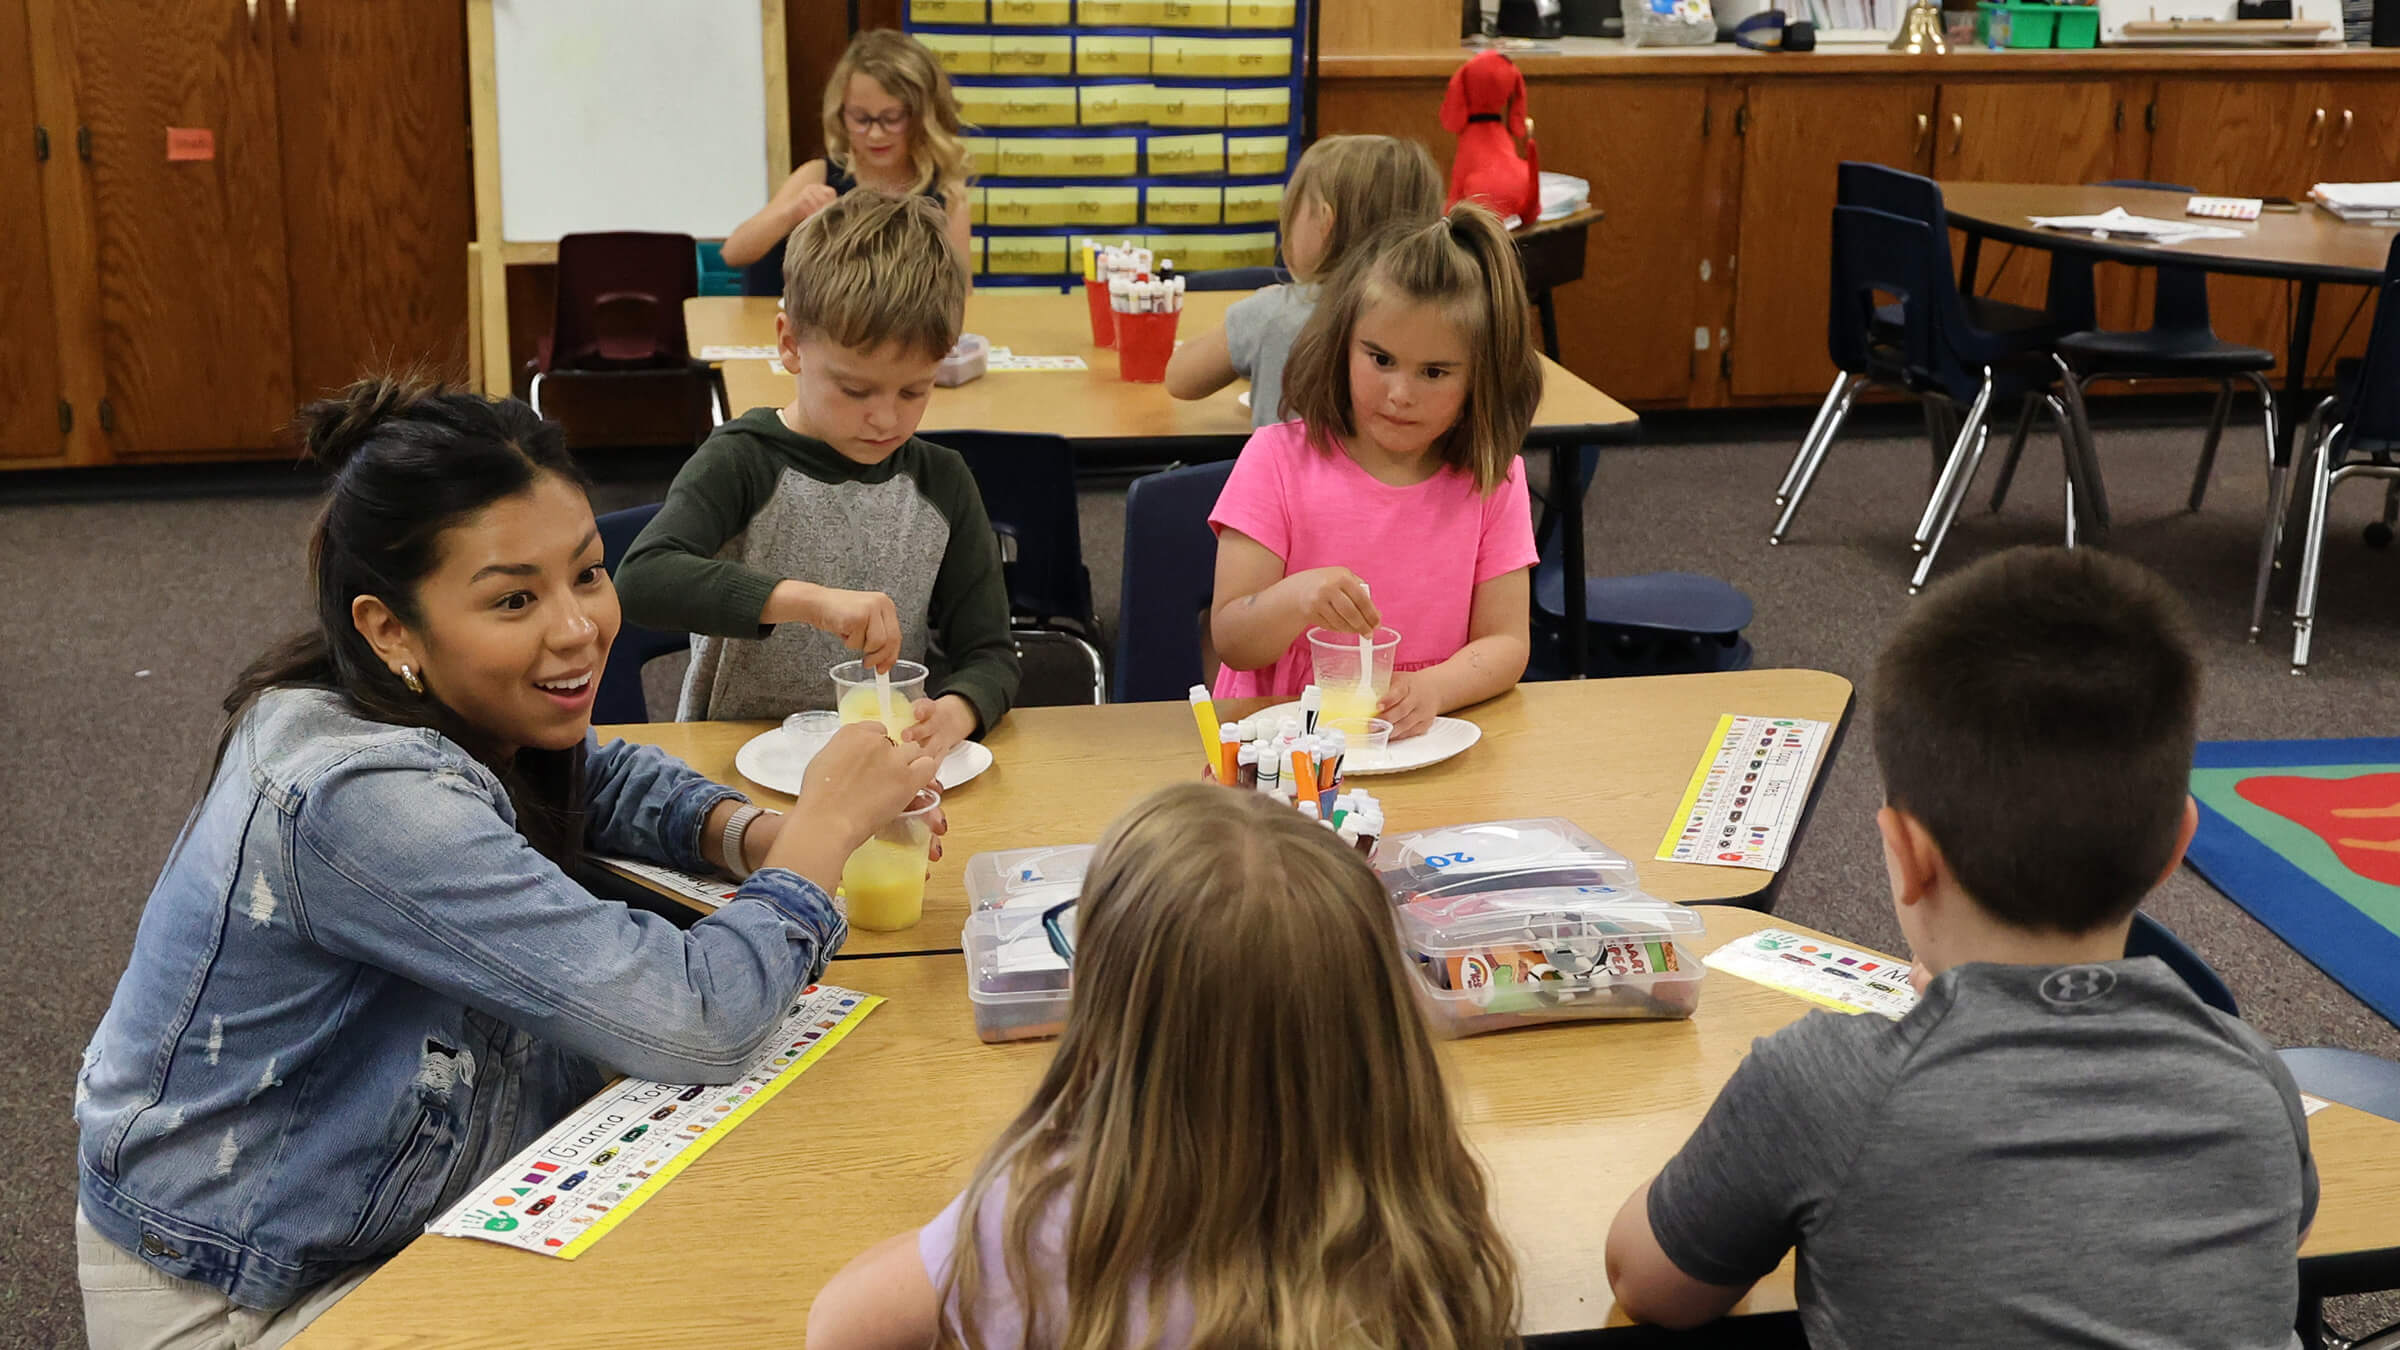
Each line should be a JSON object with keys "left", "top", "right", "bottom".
{"left": 840, "top": 787, "right": 941, "bottom": 931}
{"left": 1307, "top": 626, "right": 1400, "bottom": 729}
{"left": 829, "top": 659, "right": 928, "bottom": 742}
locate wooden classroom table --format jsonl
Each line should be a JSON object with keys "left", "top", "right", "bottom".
{"left": 290, "top": 904, "right": 2400, "bottom": 1348}
{"left": 598, "top": 669, "right": 1857, "bottom": 958}
{"left": 690, "top": 286, "right": 1641, "bottom": 670}
{"left": 1939, "top": 181, "right": 2393, "bottom": 465}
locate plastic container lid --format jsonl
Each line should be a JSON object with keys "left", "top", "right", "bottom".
{"left": 962, "top": 844, "right": 1093, "bottom": 915}
{"left": 1397, "top": 886, "right": 1705, "bottom": 1036}
{"left": 1398, "top": 887, "right": 1703, "bottom": 956}
{"left": 1372, "top": 817, "right": 1641, "bottom": 904}
{"left": 960, "top": 845, "right": 1090, "bottom": 1044}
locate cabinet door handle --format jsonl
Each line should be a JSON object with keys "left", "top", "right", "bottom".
{"left": 2340, "top": 107, "right": 2354, "bottom": 147}
{"left": 1913, "top": 112, "right": 1929, "bottom": 157}
{"left": 2309, "top": 106, "right": 2327, "bottom": 147}
{"left": 245, "top": 0, "right": 257, "bottom": 34}
{"left": 1950, "top": 112, "right": 1964, "bottom": 154}
{"left": 286, "top": 0, "right": 297, "bottom": 39}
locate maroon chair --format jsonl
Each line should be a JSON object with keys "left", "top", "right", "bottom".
{"left": 526, "top": 232, "right": 724, "bottom": 440}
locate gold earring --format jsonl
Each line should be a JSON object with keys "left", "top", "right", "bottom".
{"left": 399, "top": 663, "right": 424, "bottom": 695}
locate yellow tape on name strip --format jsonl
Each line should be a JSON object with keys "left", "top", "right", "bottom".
{"left": 556, "top": 994, "right": 885, "bottom": 1258}
{"left": 1658, "top": 713, "right": 1735, "bottom": 859}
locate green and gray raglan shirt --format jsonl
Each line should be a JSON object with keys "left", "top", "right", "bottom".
{"left": 614, "top": 408, "right": 1020, "bottom": 728}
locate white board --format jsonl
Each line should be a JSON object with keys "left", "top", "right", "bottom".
{"left": 492, "top": 0, "right": 773, "bottom": 242}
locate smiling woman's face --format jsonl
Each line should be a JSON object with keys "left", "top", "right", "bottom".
{"left": 358, "top": 473, "right": 619, "bottom": 756}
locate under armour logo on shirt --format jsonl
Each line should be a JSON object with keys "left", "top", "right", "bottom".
{"left": 2039, "top": 965, "right": 2119, "bottom": 1008}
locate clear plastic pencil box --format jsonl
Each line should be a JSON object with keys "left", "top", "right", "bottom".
{"left": 959, "top": 845, "right": 1092, "bottom": 1044}
{"left": 1398, "top": 887, "right": 1705, "bottom": 1037}
{"left": 1371, "top": 817, "right": 1643, "bottom": 904}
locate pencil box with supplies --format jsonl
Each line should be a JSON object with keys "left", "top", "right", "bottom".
{"left": 1372, "top": 817, "right": 1642, "bottom": 905}
{"left": 960, "top": 845, "right": 1092, "bottom": 1043}
{"left": 1400, "top": 888, "right": 1705, "bottom": 1036}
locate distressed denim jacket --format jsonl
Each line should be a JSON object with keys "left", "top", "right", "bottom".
{"left": 75, "top": 688, "right": 846, "bottom": 1309}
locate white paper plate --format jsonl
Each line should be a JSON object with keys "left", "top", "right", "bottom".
{"left": 732, "top": 726, "right": 993, "bottom": 796}
{"left": 1251, "top": 702, "right": 1481, "bottom": 776}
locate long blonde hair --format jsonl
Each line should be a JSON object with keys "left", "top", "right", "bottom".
{"left": 1279, "top": 203, "right": 1544, "bottom": 493}
{"left": 820, "top": 29, "right": 971, "bottom": 200}
{"left": 939, "top": 783, "right": 1519, "bottom": 1350}
{"left": 1281, "top": 134, "right": 1445, "bottom": 282}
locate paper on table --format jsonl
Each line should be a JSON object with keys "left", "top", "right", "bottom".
{"left": 1657, "top": 714, "right": 1830, "bottom": 872}
{"left": 2301, "top": 1092, "right": 2335, "bottom": 1116}
{"left": 598, "top": 857, "right": 737, "bottom": 911}
{"left": 2029, "top": 207, "right": 2245, "bottom": 246}
{"left": 986, "top": 347, "right": 1089, "bottom": 372}
{"left": 696, "top": 344, "right": 779, "bottom": 361}
{"left": 426, "top": 985, "right": 878, "bottom": 1258}
{"left": 1704, "top": 927, "right": 1918, "bottom": 1019}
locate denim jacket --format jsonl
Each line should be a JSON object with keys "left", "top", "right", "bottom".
{"left": 75, "top": 687, "right": 846, "bottom": 1309}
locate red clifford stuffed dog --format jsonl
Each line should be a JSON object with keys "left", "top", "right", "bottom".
{"left": 1439, "top": 49, "right": 1540, "bottom": 222}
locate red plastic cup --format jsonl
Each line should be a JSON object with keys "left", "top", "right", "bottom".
{"left": 1083, "top": 280, "right": 1116, "bottom": 349}
{"left": 1114, "top": 309, "right": 1179, "bottom": 383}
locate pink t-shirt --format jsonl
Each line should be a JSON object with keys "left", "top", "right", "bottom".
{"left": 1207, "top": 420, "right": 1539, "bottom": 701}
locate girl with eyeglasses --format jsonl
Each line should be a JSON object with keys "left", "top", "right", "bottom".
{"left": 722, "top": 30, "right": 973, "bottom": 277}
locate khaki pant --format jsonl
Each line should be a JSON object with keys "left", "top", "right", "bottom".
{"left": 77, "top": 1208, "right": 381, "bottom": 1350}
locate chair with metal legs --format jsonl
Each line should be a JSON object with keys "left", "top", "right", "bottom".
{"left": 1774, "top": 204, "right": 2091, "bottom": 592}
{"left": 2290, "top": 234, "right": 2400, "bottom": 671}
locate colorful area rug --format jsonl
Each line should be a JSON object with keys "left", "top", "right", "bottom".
{"left": 2187, "top": 737, "right": 2400, "bottom": 1027}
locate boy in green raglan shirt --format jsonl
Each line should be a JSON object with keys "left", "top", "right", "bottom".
{"left": 617, "top": 192, "right": 1017, "bottom": 761}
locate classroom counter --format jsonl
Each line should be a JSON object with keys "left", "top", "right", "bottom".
{"left": 1321, "top": 35, "right": 2400, "bottom": 78}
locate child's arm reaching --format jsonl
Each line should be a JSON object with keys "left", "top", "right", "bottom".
{"left": 807, "top": 1230, "right": 940, "bottom": 1350}
{"left": 722, "top": 162, "right": 836, "bottom": 268}
{"left": 1165, "top": 321, "right": 1240, "bottom": 401}
{"left": 1376, "top": 568, "right": 1529, "bottom": 738}
{"left": 1210, "top": 527, "right": 1381, "bottom": 672}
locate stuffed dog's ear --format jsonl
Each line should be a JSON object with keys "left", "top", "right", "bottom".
{"left": 1440, "top": 62, "right": 1472, "bottom": 133}
{"left": 1504, "top": 61, "right": 1529, "bottom": 140}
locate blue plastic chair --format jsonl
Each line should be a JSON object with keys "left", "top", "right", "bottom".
{"left": 1178, "top": 266, "right": 1286, "bottom": 292}
{"left": 595, "top": 504, "right": 690, "bottom": 725}
{"left": 940, "top": 432, "right": 1105, "bottom": 704}
{"left": 2290, "top": 233, "right": 2400, "bottom": 670}
{"left": 1529, "top": 445, "right": 1754, "bottom": 680}
{"left": 1772, "top": 193, "right": 2092, "bottom": 594}
{"left": 1114, "top": 460, "right": 1234, "bottom": 703}
{"left": 2126, "top": 910, "right": 2241, "bottom": 1017}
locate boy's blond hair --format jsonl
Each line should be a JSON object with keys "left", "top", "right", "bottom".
{"left": 1280, "top": 203, "right": 1544, "bottom": 493}
{"left": 782, "top": 191, "right": 965, "bottom": 361}
{"left": 939, "top": 782, "right": 1520, "bottom": 1350}
{"left": 1281, "top": 134, "right": 1446, "bottom": 282}
{"left": 822, "top": 29, "right": 971, "bottom": 202}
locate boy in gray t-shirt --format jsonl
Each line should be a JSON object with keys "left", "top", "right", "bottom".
{"left": 1606, "top": 547, "right": 2317, "bottom": 1350}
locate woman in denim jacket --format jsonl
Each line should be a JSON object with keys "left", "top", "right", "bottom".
{"left": 73, "top": 379, "right": 941, "bottom": 1348}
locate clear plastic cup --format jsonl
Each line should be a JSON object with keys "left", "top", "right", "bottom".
{"left": 781, "top": 710, "right": 840, "bottom": 757}
{"left": 1308, "top": 626, "right": 1400, "bottom": 728}
{"left": 829, "top": 659, "right": 927, "bottom": 742}
{"left": 840, "top": 787, "right": 940, "bottom": 932}
{"left": 1328, "top": 716, "right": 1393, "bottom": 768}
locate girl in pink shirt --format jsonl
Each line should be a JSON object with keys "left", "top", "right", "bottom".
{"left": 1207, "top": 203, "right": 1544, "bottom": 737}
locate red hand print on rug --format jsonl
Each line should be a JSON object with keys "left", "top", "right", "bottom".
{"left": 2237, "top": 773, "right": 2400, "bottom": 887}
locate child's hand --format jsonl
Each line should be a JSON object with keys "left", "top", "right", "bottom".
{"left": 1291, "top": 567, "right": 1380, "bottom": 635}
{"left": 789, "top": 182, "right": 839, "bottom": 224}
{"left": 801, "top": 586, "right": 903, "bottom": 671}
{"left": 902, "top": 695, "right": 978, "bottom": 765}
{"left": 1378, "top": 670, "right": 1438, "bottom": 740}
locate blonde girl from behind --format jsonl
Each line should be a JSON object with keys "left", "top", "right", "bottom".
{"left": 806, "top": 781, "right": 1521, "bottom": 1350}
{"left": 1165, "top": 134, "right": 1444, "bottom": 427}
{"left": 721, "top": 29, "right": 974, "bottom": 268}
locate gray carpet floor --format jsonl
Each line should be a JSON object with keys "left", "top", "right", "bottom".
{"left": 6, "top": 416, "right": 2398, "bottom": 1347}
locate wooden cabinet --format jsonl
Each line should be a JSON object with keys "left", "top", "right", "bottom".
{"left": 10, "top": 0, "right": 468, "bottom": 465}
{"left": 1932, "top": 80, "right": 2128, "bottom": 322}
{"left": 1, "top": 0, "right": 63, "bottom": 461}
{"left": 2148, "top": 78, "right": 2316, "bottom": 364}
{"left": 1728, "top": 81, "right": 1934, "bottom": 400}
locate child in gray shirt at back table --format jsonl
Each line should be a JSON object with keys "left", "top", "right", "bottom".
{"left": 1164, "top": 135, "right": 1442, "bottom": 427}
{"left": 1606, "top": 546, "right": 2317, "bottom": 1350}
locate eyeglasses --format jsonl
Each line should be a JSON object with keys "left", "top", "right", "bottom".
{"left": 842, "top": 107, "right": 912, "bottom": 135}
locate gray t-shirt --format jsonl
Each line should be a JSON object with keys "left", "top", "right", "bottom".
{"left": 1649, "top": 958, "right": 2317, "bottom": 1350}
{"left": 1225, "top": 283, "right": 1315, "bottom": 428}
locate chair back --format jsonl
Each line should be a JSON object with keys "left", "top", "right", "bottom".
{"left": 941, "top": 433, "right": 1095, "bottom": 633}
{"left": 741, "top": 237, "right": 788, "bottom": 298}
{"left": 2093, "top": 180, "right": 2213, "bottom": 334}
{"left": 1828, "top": 204, "right": 1952, "bottom": 397}
{"left": 2337, "top": 235, "right": 2400, "bottom": 450}
{"left": 1114, "top": 460, "right": 1234, "bottom": 702}
{"left": 2125, "top": 910, "right": 2240, "bottom": 1017}
{"left": 550, "top": 233, "right": 700, "bottom": 371}
{"left": 1837, "top": 161, "right": 2093, "bottom": 332}
{"left": 595, "top": 503, "right": 690, "bottom": 725}
{"left": 1179, "top": 266, "right": 1287, "bottom": 292}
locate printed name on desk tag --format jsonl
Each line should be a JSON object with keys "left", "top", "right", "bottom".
{"left": 166, "top": 128, "right": 215, "bottom": 162}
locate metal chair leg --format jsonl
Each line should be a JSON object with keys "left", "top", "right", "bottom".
{"left": 1986, "top": 394, "right": 2039, "bottom": 514}
{"left": 1778, "top": 373, "right": 1860, "bottom": 507}
{"left": 1914, "top": 373, "right": 1994, "bottom": 554}
{"left": 1770, "top": 377, "right": 1862, "bottom": 545}
{"left": 1912, "top": 416, "right": 1992, "bottom": 593}
{"left": 2291, "top": 422, "right": 2343, "bottom": 672}
{"left": 528, "top": 370, "right": 547, "bottom": 418}
{"left": 2052, "top": 354, "right": 2113, "bottom": 532}
{"left": 2049, "top": 394, "right": 2084, "bottom": 548}
{"left": 2190, "top": 379, "right": 2235, "bottom": 512}
{"left": 2249, "top": 458, "right": 2291, "bottom": 641}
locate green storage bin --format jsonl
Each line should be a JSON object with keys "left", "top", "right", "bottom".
{"left": 2053, "top": 5, "right": 2098, "bottom": 46}
{"left": 1977, "top": 1, "right": 2095, "bottom": 47}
